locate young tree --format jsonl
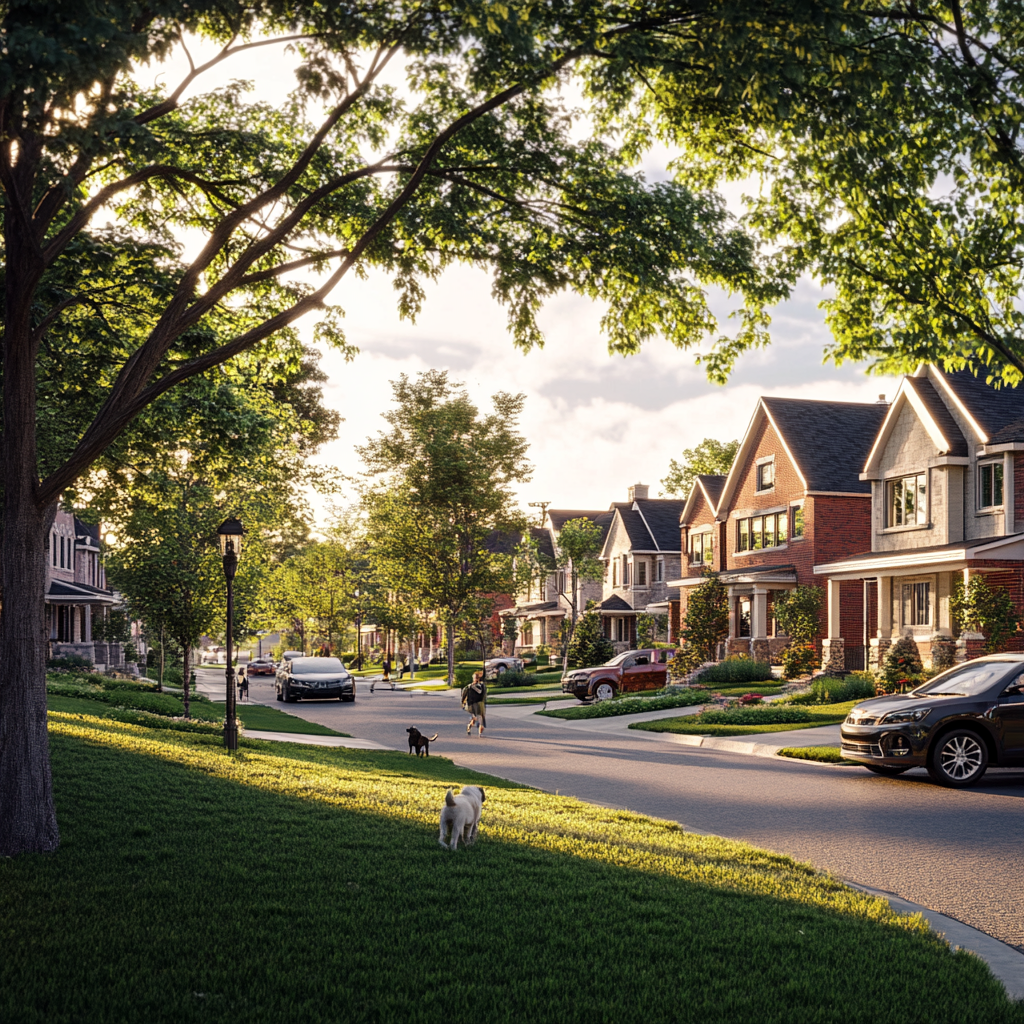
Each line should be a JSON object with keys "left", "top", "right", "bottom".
{"left": 660, "top": 438, "right": 739, "bottom": 499}
{"left": 0, "top": 2, "right": 780, "bottom": 854}
{"left": 677, "top": 571, "right": 729, "bottom": 672}
{"left": 951, "top": 575, "right": 1020, "bottom": 654}
{"left": 566, "top": 609, "right": 615, "bottom": 669}
{"left": 360, "top": 371, "right": 530, "bottom": 686}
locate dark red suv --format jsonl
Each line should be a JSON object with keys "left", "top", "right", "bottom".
{"left": 561, "top": 649, "right": 673, "bottom": 702}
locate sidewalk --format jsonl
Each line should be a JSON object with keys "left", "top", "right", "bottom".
{"left": 244, "top": 730, "right": 394, "bottom": 750}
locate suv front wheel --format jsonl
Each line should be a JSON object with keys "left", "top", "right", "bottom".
{"left": 928, "top": 729, "right": 988, "bottom": 788}
{"left": 593, "top": 681, "right": 616, "bottom": 702}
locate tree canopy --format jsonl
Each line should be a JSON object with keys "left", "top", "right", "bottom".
{"left": 660, "top": 438, "right": 738, "bottom": 498}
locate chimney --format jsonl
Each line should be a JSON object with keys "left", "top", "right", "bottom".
{"left": 876, "top": 394, "right": 887, "bottom": 404}
{"left": 628, "top": 483, "right": 649, "bottom": 502}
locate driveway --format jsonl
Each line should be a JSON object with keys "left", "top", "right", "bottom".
{"left": 198, "top": 670, "right": 1024, "bottom": 952}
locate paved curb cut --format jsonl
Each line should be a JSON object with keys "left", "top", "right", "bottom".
{"left": 847, "top": 882, "right": 1024, "bottom": 1001}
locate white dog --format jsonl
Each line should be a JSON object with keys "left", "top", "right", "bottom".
{"left": 438, "top": 786, "right": 486, "bottom": 850}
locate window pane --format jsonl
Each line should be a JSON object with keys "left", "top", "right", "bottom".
{"left": 915, "top": 582, "right": 930, "bottom": 625}
{"left": 889, "top": 480, "right": 902, "bottom": 526}
{"left": 778, "top": 511, "right": 788, "bottom": 541}
{"left": 739, "top": 519, "right": 749, "bottom": 551}
{"left": 903, "top": 477, "right": 916, "bottom": 522}
{"left": 792, "top": 506, "right": 804, "bottom": 537}
{"left": 764, "top": 515, "right": 777, "bottom": 549}
{"left": 764, "top": 461, "right": 774, "bottom": 486}
{"left": 752, "top": 516, "right": 763, "bottom": 549}
{"left": 916, "top": 475, "right": 927, "bottom": 524}
{"left": 995, "top": 463, "right": 1004, "bottom": 506}
{"left": 703, "top": 537, "right": 713, "bottom": 564}
{"left": 981, "top": 464, "right": 992, "bottom": 508}
{"left": 902, "top": 584, "right": 912, "bottom": 626}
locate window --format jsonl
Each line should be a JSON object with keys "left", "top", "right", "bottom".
{"left": 622, "top": 556, "right": 630, "bottom": 586}
{"left": 656, "top": 558, "right": 664, "bottom": 582}
{"left": 556, "top": 570, "right": 565, "bottom": 595}
{"left": 637, "top": 561, "right": 647, "bottom": 586}
{"left": 901, "top": 582, "right": 931, "bottom": 626}
{"left": 738, "top": 597, "right": 751, "bottom": 637}
{"left": 689, "top": 531, "right": 713, "bottom": 565}
{"left": 612, "top": 561, "right": 617, "bottom": 587}
{"left": 756, "top": 459, "right": 775, "bottom": 491}
{"left": 979, "top": 461, "right": 1004, "bottom": 509}
{"left": 791, "top": 504, "right": 804, "bottom": 539}
{"left": 887, "top": 473, "right": 927, "bottom": 527}
{"left": 737, "top": 511, "right": 788, "bottom": 552}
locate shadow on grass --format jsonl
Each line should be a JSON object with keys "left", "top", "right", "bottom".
{"left": 1, "top": 718, "right": 1020, "bottom": 1024}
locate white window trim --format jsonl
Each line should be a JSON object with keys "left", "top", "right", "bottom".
{"left": 790, "top": 502, "right": 805, "bottom": 541}
{"left": 977, "top": 460, "right": 1005, "bottom": 513}
{"left": 755, "top": 454, "right": 776, "bottom": 494}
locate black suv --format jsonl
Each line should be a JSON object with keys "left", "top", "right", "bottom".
{"left": 841, "top": 654, "right": 1024, "bottom": 787}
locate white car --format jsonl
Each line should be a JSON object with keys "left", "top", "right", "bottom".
{"left": 484, "top": 656, "right": 525, "bottom": 679}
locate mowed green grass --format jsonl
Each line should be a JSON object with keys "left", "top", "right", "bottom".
{"left": 2, "top": 713, "right": 1019, "bottom": 1024}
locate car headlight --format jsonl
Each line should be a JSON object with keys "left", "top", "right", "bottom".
{"left": 880, "top": 707, "right": 931, "bottom": 724}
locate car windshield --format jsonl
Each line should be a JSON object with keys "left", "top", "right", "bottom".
{"left": 291, "top": 658, "right": 345, "bottom": 674}
{"left": 603, "top": 651, "right": 644, "bottom": 667}
{"left": 912, "top": 660, "right": 1015, "bottom": 697}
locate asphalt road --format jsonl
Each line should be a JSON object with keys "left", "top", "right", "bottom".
{"left": 201, "top": 670, "right": 1024, "bottom": 952}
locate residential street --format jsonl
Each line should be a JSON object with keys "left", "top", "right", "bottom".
{"left": 201, "top": 669, "right": 1024, "bottom": 953}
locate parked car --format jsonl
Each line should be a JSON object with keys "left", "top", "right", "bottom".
{"left": 279, "top": 650, "right": 305, "bottom": 665}
{"left": 841, "top": 654, "right": 1024, "bottom": 787}
{"left": 247, "top": 657, "right": 276, "bottom": 676}
{"left": 276, "top": 656, "right": 355, "bottom": 703}
{"left": 562, "top": 649, "right": 673, "bottom": 702}
{"left": 484, "top": 655, "right": 525, "bottom": 679}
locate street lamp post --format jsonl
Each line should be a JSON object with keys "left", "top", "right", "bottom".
{"left": 217, "top": 517, "right": 245, "bottom": 751}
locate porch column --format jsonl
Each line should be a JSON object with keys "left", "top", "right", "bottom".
{"left": 821, "top": 578, "right": 844, "bottom": 673}
{"left": 71, "top": 605, "right": 80, "bottom": 642}
{"left": 727, "top": 588, "right": 737, "bottom": 638}
{"left": 83, "top": 604, "right": 92, "bottom": 642}
{"left": 751, "top": 586, "right": 770, "bottom": 663}
{"left": 869, "top": 575, "right": 893, "bottom": 672}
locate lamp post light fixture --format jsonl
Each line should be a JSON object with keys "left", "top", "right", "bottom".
{"left": 216, "top": 517, "right": 245, "bottom": 750}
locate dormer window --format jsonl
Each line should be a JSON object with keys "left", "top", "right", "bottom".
{"left": 887, "top": 473, "right": 927, "bottom": 527}
{"left": 978, "top": 461, "right": 1004, "bottom": 510}
{"left": 755, "top": 457, "right": 775, "bottom": 493}
{"left": 689, "top": 530, "right": 713, "bottom": 565}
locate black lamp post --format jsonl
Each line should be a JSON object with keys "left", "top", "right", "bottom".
{"left": 217, "top": 517, "right": 245, "bottom": 750}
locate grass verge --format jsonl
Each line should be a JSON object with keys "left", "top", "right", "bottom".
{"left": 208, "top": 702, "right": 348, "bottom": 736}
{"left": 539, "top": 690, "right": 706, "bottom": 720}
{"left": 778, "top": 746, "right": 860, "bottom": 765}
{"left": 488, "top": 694, "right": 577, "bottom": 705}
{"left": 5, "top": 711, "right": 1020, "bottom": 1024}
{"left": 631, "top": 702, "right": 854, "bottom": 736}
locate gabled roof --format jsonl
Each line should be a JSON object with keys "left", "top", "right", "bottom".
{"left": 529, "top": 526, "right": 555, "bottom": 562}
{"left": 932, "top": 367, "right": 1024, "bottom": 443}
{"left": 599, "top": 498, "right": 685, "bottom": 557}
{"left": 718, "top": 397, "right": 886, "bottom": 512}
{"left": 680, "top": 474, "right": 727, "bottom": 525}
{"left": 547, "top": 509, "right": 606, "bottom": 532}
{"left": 864, "top": 371, "right": 970, "bottom": 476}
{"left": 600, "top": 594, "right": 633, "bottom": 611}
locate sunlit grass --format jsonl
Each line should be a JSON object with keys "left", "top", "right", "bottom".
{"left": 1, "top": 711, "right": 1018, "bottom": 1023}
{"left": 778, "top": 746, "right": 859, "bottom": 765}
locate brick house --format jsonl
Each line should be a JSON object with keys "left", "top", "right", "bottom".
{"left": 598, "top": 484, "right": 684, "bottom": 650}
{"left": 815, "top": 365, "right": 1024, "bottom": 670}
{"left": 672, "top": 397, "right": 888, "bottom": 668}
{"left": 46, "top": 509, "right": 121, "bottom": 669}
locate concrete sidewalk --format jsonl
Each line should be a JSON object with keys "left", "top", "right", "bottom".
{"left": 244, "top": 730, "right": 394, "bottom": 750}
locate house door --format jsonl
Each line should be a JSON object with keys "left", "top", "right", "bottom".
{"left": 737, "top": 598, "right": 751, "bottom": 637}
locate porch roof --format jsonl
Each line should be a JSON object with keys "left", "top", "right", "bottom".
{"left": 815, "top": 532, "right": 1024, "bottom": 578}
{"left": 46, "top": 580, "right": 116, "bottom": 605}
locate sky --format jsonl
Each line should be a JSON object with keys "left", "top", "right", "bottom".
{"left": 147, "top": 36, "right": 899, "bottom": 521}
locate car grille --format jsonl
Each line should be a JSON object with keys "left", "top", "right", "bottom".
{"left": 841, "top": 741, "right": 883, "bottom": 757}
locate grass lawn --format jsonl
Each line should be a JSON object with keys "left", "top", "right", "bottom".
{"left": 488, "top": 680, "right": 564, "bottom": 694}
{"left": 210, "top": 702, "right": 348, "bottom": 736}
{"left": 631, "top": 702, "right": 855, "bottom": 737}
{"left": 778, "top": 746, "right": 860, "bottom": 765}
{"left": 3, "top": 711, "right": 1019, "bottom": 1024}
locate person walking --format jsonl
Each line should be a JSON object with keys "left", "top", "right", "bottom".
{"left": 236, "top": 662, "right": 248, "bottom": 702}
{"left": 462, "top": 670, "right": 487, "bottom": 737}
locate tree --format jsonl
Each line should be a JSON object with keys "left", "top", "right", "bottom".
{"left": 622, "top": 2, "right": 1024, "bottom": 385}
{"left": 636, "top": 613, "right": 666, "bottom": 649}
{"left": 566, "top": 609, "right": 615, "bottom": 669}
{"left": 677, "top": 571, "right": 729, "bottom": 672}
{"left": 359, "top": 371, "right": 530, "bottom": 685}
{"left": 952, "top": 574, "right": 1020, "bottom": 654}
{"left": 660, "top": 438, "right": 738, "bottom": 499}
{"left": 1, "top": 1, "right": 781, "bottom": 854}
{"left": 774, "top": 585, "right": 824, "bottom": 680}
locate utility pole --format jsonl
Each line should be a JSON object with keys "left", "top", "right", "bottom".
{"left": 528, "top": 500, "right": 551, "bottom": 527}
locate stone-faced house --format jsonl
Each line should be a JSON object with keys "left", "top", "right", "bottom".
{"left": 815, "top": 365, "right": 1024, "bottom": 670}
{"left": 673, "top": 397, "right": 888, "bottom": 667}
{"left": 505, "top": 510, "right": 613, "bottom": 651}
{"left": 598, "top": 485, "right": 685, "bottom": 649}
{"left": 46, "top": 509, "right": 120, "bottom": 668}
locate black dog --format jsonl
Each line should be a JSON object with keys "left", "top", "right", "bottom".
{"left": 407, "top": 726, "right": 439, "bottom": 757}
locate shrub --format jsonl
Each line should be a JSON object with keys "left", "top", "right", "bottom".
{"left": 493, "top": 669, "right": 531, "bottom": 687}
{"left": 881, "top": 636, "right": 923, "bottom": 690}
{"left": 787, "top": 674, "right": 876, "bottom": 705}
{"left": 454, "top": 666, "right": 476, "bottom": 688}
{"left": 47, "top": 654, "right": 93, "bottom": 672}
{"left": 566, "top": 610, "right": 615, "bottom": 668}
{"left": 697, "top": 707, "right": 813, "bottom": 726}
{"left": 930, "top": 639, "right": 956, "bottom": 672}
{"left": 696, "top": 656, "right": 773, "bottom": 685}
{"left": 737, "top": 693, "right": 764, "bottom": 705}
{"left": 951, "top": 573, "right": 1020, "bottom": 652}
{"left": 782, "top": 642, "right": 818, "bottom": 680}
{"left": 773, "top": 586, "right": 824, "bottom": 644}
{"left": 678, "top": 571, "right": 728, "bottom": 670}
{"left": 539, "top": 690, "right": 705, "bottom": 720}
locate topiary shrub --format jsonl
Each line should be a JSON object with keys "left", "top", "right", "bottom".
{"left": 881, "top": 636, "right": 923, "bottom": 691}
{"left": 47, "top": 654, "right": 93, "bottom": 672}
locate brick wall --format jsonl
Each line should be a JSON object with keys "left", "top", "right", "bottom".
{"left": 1016, "top": 454, "right": 1024, "bottom": 527}
{"left": 680, "top": 489, "right": 719, "bottom": 577}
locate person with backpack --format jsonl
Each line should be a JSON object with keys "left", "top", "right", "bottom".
{"left": 462, "top": 671, "right": 487, "bottom": 737}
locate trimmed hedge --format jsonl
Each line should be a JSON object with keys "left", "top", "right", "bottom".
{"left": 697, "top": 707, "right": 813, "bottom": 726}
{"left": 697, "top": 657, "right": 774, "bottom": 685}
{"left": 538, "top": 690, "right": 705, "bottom": 720}
{"left": 786, "top": 674, "right": 876, "bottom": 706}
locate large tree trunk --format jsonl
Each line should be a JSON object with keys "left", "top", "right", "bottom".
{"left": 1, "top": 211, "right": 60, "bottom": 855}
